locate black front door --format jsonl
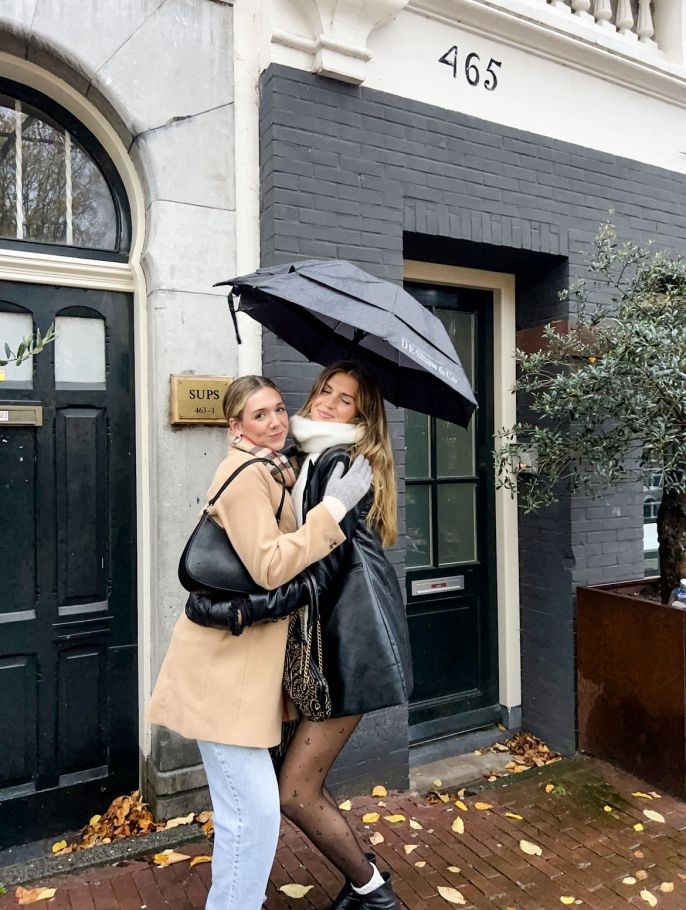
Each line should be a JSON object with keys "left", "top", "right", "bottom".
{"left": 404, "top": 284, "right": 498, "bottom": 744}
{"left": 0, "top": 281, "right": 137, "bottom": 846}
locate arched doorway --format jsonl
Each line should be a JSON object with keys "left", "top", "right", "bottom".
{"left": 0, "top": 78, "right": 137, "bottom": 846}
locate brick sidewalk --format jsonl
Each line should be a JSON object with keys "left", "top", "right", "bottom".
{"left": 4, "top": 757, "right": 686, "bottom": 909}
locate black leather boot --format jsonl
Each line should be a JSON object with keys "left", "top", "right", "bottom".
{"left": 328, "top": 870, "right": 400, "bottom": 910}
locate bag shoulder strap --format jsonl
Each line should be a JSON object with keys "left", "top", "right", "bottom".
{"left": 207, "top": 457, "right": 287, "bottom": 523}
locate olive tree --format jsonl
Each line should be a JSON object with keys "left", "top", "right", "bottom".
{"left": 496, "top": 224, "right": 686, "bottom": 602}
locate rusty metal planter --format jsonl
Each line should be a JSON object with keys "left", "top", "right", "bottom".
{"left": 577, "top": 581, "right": 686, "bottom": 797}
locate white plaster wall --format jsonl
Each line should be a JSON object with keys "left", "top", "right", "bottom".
{"left": 0, "top": 0, "right": 242, "bottom": 749}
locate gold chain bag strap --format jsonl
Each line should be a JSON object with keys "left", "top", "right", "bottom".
{"left": 283, "top": 571, "right": 332, "bottom": 722}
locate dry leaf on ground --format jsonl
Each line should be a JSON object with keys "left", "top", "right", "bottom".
{"left": 371, "top": 785, "right": 387, "bottom": 798}
{"left": 636, "top": 870, "right": 649, "bottom": 881}
{"left": 634, "top": 850, "right": 645, "bottom": 858}
{"left": 51, "top": 840, "right": 67, "bottom": 854}
{"left": 545, "top": 784, "right": 555, "bottom": 794}
{"left": 362, "top": 812, "right": 380, "bottom": 824}
{"left": 660, "top": 882, "right": 674, "bottom": 893}
{"left": 370, "top": 831, "right": 385, "bottom": 845}
{"left": 404, "top": 844, "right": 419, "bottom": 854}
{"left": 152, "top": 849, "right": 191, "bottom": 868}
{"left": 643, "top": 809, "right": 665, "bottom": 824}
{"left": 603, "top": 805, "right": 613, "bottom": 813}
{"left": 278, "top": 884, "right": 314, "bottom": 898}
{"left": 560, "top": 898, "right": 575, "bottom": 906}
{"left": 650, "top": 791, "right": 662, "bottom": 799}
{"left": 454, "top": 801, "right": 468, "bottom": 812}
{"left": 679, "top": 873, "right": 686, "bottom": 885}
{"left": 451, "top": 817, "right": 465, "bottom": 835}
{"left": 633, "top": 792, "right": 653, "bottom": 800}
{"left": 505, "top": 812, "right": 524, "bottom": 820}
{"left": 622, "top": 877, "right": 637, "bottom": 885}
{"left": 474, "top": 802, "right": 493, "bottom": 811}
{"left": 634, "top": 823, "right": 644, "bottom": 832}
{"left": 415, "top": 861, "right": 426, "bottom": 868}
{"left": 519, "top": 839, "right": 542, "bottom": 856}
{"left": 164, "top": 812, "right": 195, "bottom": 830}
{"left": 339, "top": 799, "right": 352, "bottom": 811}
{"left": 383, "top": 814, "right": 406, "bottom": 823}
{"left": 195, "top": 810, "right": 212, "bottom": 824}
{"left": 189, "top": 856, "right": 212, "bottom": 868}
{"left": 15, "top": 888, "right": 57, "bottom": 905}
{"left": 409, "top": 819, "right": 423, "bottom": 830}
{"left": 437, "top": 794, "right": 450, "bottom": 803}
{"left": 433, "top": 778, "right": 443, "bottom": 787}
{"left": 447, "top": 866, "right": 461, "bottom": 873}
{"left": 437, "top": 885, "right": 466, "bottom": 905}
{"left": 640, "top": 890, "right": 657, "bottom": 907}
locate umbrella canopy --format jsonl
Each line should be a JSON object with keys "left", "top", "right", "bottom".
{"left": 217, "top": 259, "right": 477, "bottom": 426}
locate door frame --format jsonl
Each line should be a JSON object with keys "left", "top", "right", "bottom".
{"left": 0, "top": 54, "right": 153, "bottom": 765}
{"left": 404, "top": 261, "right": 521, "bottom": 717}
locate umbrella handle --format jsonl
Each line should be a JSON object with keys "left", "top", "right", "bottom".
{"left": 227, "top": 291, "right": 242, "bottom": 345}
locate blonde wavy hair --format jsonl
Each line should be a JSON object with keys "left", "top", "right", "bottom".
{"left": 299, "top": 361, "right": 398, "bottom": 547}
{"left": 222, "top": 375, "right": 282, "bottom": 425}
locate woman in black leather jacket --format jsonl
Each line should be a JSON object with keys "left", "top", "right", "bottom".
{"left": 281, "top": 362, "right": 411, "bottom": 910}
{"left": 189, "top": 361, "right": 412, "bottom": 910}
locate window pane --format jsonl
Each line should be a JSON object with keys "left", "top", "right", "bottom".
{"left": 437, "top": 309, "right": 475, "bottom": 386}
{"left": 406, "top": 485, "right": 432, "bottom": 568}
{"left": 406, "top": 410, "right": 430, "bottom": 479}
{"left": 0, "top": 97, "right": 17, "bottom": 239}
{"left": 22, "top": 106, "right": 66, "bottom": 243}
{"left": 437, "top": 483, "right": 476, "bottom": 565}
{"left": 437, "top": 419, "right": 474, "bottom": 478}
{"left": 0, "top": 311, "right": 33, "bottom": 383}
{"left": 71, "top": 144, "right": 116, "bottom": 249}
{"left": 55, "top": 316, "right": 105, "bottom": 384}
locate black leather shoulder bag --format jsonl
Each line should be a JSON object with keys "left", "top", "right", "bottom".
{"left": 178, "top": 457, "right": 286, "bottom": 598}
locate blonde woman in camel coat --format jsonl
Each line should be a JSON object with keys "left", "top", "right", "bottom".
{"left": 147, "top": 375, "right": 371, "bottom": 910}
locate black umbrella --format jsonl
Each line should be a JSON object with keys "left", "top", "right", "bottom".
{"left": 216, "top": 259, "right": 477, "bottom": 426}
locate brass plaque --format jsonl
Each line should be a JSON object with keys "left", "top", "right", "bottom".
{"left": 0, "top": 402, "right": 43, "bottom": 427}
{"left": 170, "top": 375, "right": 232, "bottom": 426}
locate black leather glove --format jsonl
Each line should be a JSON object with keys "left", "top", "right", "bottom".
{"left": 185, "top": 592, "right": 248, "bottom": 636}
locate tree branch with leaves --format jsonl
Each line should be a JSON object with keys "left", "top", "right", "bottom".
{"left": 0, "top": 324, "right": 55, "bottom": 374}
{"left": 496, "top": 223, "right": 686, "bottom": 601}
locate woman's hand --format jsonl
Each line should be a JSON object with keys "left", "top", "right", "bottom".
{"left": 323, "top": 455, "right": 372, "bottom": 515}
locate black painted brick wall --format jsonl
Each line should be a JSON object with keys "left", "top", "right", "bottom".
{"left": 259, "top": 63, "right": 686, "bottom": 764}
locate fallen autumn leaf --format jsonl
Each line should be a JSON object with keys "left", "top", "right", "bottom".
{"left": 369, "top": 831, "right": 385, "bottom": 845}
{"left": 362, "top": 812, "right": 380, "bottom": 824}
{"left": 278, "top": 884, "right": 314, "bottom": 898}
{"left": 451, "top": 817, "right": 465, "bottom": 835}
{"left": 15, "top": 888, "right": 56, "bottom": 906}
{"left": 371, "top": 785, "right": 387, "bottom": 798}
{"left": 437, "top": 885, "right": 466, "bottom": 905}
{"left": 189, "top": 856, "right": 212, "bottom": 868}
{"left": 640, "top": 889, "right": 657, "bottom": 907}
{"left": 339, "top": 800, "right": 352, "bottom": 811}
{"left": 519, "top": 839, "right": 542, "bottom": 856}
{"left": 383, "top": 814, "right": 406, "bottom": 823}
{"left": 643, "top": 809, "right": 665, "bottom": 824}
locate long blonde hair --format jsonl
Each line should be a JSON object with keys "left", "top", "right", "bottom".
{"left": 300, "top": 362, "right": 398, "bottom": 547}
{"left": 222, "top": 375, "right": 282, "bottom": 424}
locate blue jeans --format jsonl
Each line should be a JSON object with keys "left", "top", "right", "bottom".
{"left": 198, "top": 740, "right": 280, "bottom": 910}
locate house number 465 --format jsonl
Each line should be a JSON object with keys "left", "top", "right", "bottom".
{"left": 439, "top": 46, "right": 502, "bottom": 91}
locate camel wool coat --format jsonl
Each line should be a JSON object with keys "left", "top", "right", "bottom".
{"left": 146, "top": 446, "right": 346, "bottom": 748}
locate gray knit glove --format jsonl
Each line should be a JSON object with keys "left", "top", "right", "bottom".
{"left": 323, "top": 455, "right": 373, "bottom": 515}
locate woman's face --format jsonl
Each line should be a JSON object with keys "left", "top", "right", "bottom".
{"left": 230, "top": 387, "right": 289, "bottom": 450}
{"left": 310, "top": 372, "right": 359, "bottom": 424}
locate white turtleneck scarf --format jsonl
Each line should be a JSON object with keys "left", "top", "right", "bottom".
{"left": 290, "top": 413, "right": 364, "bottom": 527}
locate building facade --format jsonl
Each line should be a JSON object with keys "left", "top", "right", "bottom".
{"left": 2, "top": 0, "right": 686, "bottom": 845}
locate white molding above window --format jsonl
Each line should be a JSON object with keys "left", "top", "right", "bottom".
{"left": 407, "top": 0, "right": 686, "bottom": 108}
{"left": 0, "top": 249, "right": 135, "bottom": 292}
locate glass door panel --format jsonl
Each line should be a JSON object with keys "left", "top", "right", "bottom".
{"left": 406, "top": 409, "right": 430, "bottom": 479}
{"left": 406, "top": 485, "right": 432, "bottom": 569}
{"left": 437, "top": 483, "right": 477, "bottom": 565}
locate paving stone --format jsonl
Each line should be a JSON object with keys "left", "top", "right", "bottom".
{"left": 4, "top": 758, "right": 686, "bottom": 909}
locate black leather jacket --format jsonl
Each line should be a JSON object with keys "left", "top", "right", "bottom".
{"left": 187, "top": 447, "right": 413, "bottom": 716}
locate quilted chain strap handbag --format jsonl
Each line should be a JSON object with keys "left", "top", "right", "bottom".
{"left": 283, "top": 573, "right": 332, "bottom": 722}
